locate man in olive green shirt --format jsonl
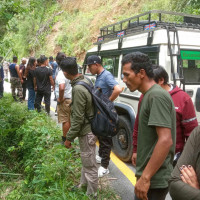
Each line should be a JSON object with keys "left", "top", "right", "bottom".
{"left": 122, "top": 52, "right": 176, "bottom": 200}
{"left": 60, "top": 57, "right": 98, "bottom": 198}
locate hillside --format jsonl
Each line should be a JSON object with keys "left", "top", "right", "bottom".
{"left": 0, "top": 0, "right": 199, "bottom": 63}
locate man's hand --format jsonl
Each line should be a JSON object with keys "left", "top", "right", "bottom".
{"left": 132, "top": 153, "right": 137, "bottom": 167}
{"left": 64, "top": 139, "right": 72, "bottom": 149}
{"left": 135, "top": 176, "right": 150, "bottom": 200}
{"left": 57, "top": 97, "right": 64, "bottom": 103}
{"left": 20, "top": 79, "right": 23, "bottom": 84}
{"left": 180, "top": 165, "right": 200, "bottom": 189}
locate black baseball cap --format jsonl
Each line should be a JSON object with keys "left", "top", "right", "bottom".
{"left": 87, "top": 55, "right": 101, "bottom": 65}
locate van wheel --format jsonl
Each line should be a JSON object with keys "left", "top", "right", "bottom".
{"left": 112, "top": 115, "right": 133, "bottom": 162}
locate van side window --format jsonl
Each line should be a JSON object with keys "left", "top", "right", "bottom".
{"left": 102, "top": 56, "right": 119, "bottom": 77}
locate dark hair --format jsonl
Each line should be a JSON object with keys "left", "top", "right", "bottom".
{"left": 49, "top": 56, "right": 53, "bottom": 61}
{"left": 13, "top": 56, "right": 18, "bottom": 62}
{"left": 40, "top": 56, "right": 48, "bottom": 64}
{"left": 152, "top": 65, "right": 169, "bottom": 85}
{"left": 122, "top": 52, "right": 154, "bottom": 78}
{"left": 27, "top": 57, "right": 36, "bottom": 69}
{"left": 37, "top": 58, "right": 41, "bottom": 66}
{"left": 60, "top": 57, "right": 78, "bottom": 75}
{"left": 56, "top": 52, "right": 66, "bottom": 66}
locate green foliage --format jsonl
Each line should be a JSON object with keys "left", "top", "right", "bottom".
{"left": 0, "top": 94, "right": 119, "bottom": 199}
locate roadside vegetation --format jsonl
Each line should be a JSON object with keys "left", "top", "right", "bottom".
{"left": 0, "top": 94, "right": 120, "bottom": 200}
{"left": 0, "top": 0, "right": 199, "bottom": 62}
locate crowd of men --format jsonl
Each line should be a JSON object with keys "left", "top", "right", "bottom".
{"left": 0, "top": 52, "right": 200, "bottom": 200}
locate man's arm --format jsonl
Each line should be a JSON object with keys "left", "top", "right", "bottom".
{"left": 49, "top": 76, "right": 55, "bottom": 90}
{"left": 135, "top": 127, "right": 173, "bottom": 200}
{"left": 33, "top": 77, "right": 37, "bottom": 91}
{"left": 15, "top": 65, "right": 23, "bottom": 83}
{"left": 109, "top": 84, "right": 122, "bottom": 102}
{"left": 57, "top": 83, "right": 65, "bottom": 103}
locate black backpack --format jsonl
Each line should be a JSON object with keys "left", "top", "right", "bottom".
{"left": 76, "top": 80, "right": 119, "bottom": 137}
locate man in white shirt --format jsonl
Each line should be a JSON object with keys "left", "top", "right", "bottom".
{"left": 55, "top": 66, "right": 72, "bottom": 144}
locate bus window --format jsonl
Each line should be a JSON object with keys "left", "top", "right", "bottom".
{"left": 102, "top": 56, "right": 119, "bottom": 77}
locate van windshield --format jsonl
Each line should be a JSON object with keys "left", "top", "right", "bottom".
{"left": 181, "top": 50, "right": 200, "bottom": 83}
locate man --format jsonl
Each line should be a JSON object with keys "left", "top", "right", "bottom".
{"left": 60, "top": 57, "right": 98, "bottom": 198}
{"left": 49, "top": 56, "right": 58, "bottom": 100}
{"left": 122, "top": 52, "right": 176, "bottom": 200}
{"left": 34, "top": 56, "right": 54, "bottom": 114}
{"left": 9, "top": 56, "right": 23, "bottom": 101}
{"left": 86, "top": 55, "right": 122, "bottom": 178}
{"left": 19, "top": 58, "right": 27, "bottom": 100}
{"left": 55, "top": 52, "right": 72, "bottom": 144}
{"left": 0, "top": 57, "right": 4, "bottom": 99}
{"left": 132, "top": 65, "right": 198, "bottom": 167}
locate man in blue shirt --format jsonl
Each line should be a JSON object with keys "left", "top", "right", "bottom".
{"left": 87, "top": 55, "right": 122, "bottom": 177}
{"left": 0, "top": 57, "right": 4, "bottom": 99}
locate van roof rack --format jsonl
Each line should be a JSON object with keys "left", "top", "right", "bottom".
{"left": 94, "top": 10, "right": 200, "bottom": 45}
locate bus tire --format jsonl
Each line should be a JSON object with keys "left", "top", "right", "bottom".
{"left": 112, "top": 115, "right": 133, "bottom": 162}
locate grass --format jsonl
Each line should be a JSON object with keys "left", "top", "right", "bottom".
{"left": 0, "top": 94, "right": 120, "bottom": 200}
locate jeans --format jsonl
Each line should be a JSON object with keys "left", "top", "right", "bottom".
{"left": 28, "top": 88, "right": 35, "bottom": 110}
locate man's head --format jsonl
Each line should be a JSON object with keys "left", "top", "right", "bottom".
{"left": 40, "top": 56, "right": 48, "bottom": 66}
{"left": 13, "top": 56, "right": 18, "bottom": 63}
{"left": 152, "top": 65, "right": 169, "bottom": 86}
{"left": 60, "top": 57, "right": 78, "bottom": 80}
{"left": 56, "top": 52, "right": 66, "bottom": 66}
{"left": 49, "top": 56, "right": 53, "bottom": 62}
{"left": 86, "top": 55, "right": 102, "bottom": 75}
{"left": 21, "top": 58, "right": 27, "bottom": 65}
{"left": 122, "top": 52, "right": 153, "bottom": 92}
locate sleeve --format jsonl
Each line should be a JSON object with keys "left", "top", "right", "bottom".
{"left": 169, "top": 127, "right": 200, "bottom": 200}
{"left": 66, "top": 87, "right": 88, "bottom": 142}
{"left": 148, "top": 95, "right": 173, "bottom": 128}
{"left": 57, "top": 72, "right": 65, "bottom": 85}
{"left": 105, "top": 73, "right": 118, "bottom": 90}
{"left": 133, "top": 95, "right": 143, "bottom": 153}
{"left": 181, "top": 98, "right": 198, "bottom": 137}
{"left": 49, "top": 68, "right": 53, "bottom": 76}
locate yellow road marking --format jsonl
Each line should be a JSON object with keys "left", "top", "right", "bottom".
{"left": 41, "top": 103, "right": 56, "bottom": 112}
{"left": 48, "top": 103, "right": 137, "bottom": 186}
{"left": 96, "top": 141, "right": 137, "bottom": 186}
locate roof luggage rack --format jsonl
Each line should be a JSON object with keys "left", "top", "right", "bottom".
{"left": 94, "top": 10, "right": 200, "bottom": 45}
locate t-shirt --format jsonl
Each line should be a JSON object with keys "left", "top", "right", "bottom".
{"left": 55, "top": 70, "right": 72, "bottom": 99}
{"left": 34, "top": 66, "right": 52, "bottom": 92}
{"left": 136, "top": 84, "right": 176, "bottom": 189}
{"left": 95, "top": 69, "right": 118, "bottom": 97}
{"left": 49, "top": 61, "right": 58, "bottom": 79}
{"left": 26, "top": 69, "right": 35, "bottom": 89}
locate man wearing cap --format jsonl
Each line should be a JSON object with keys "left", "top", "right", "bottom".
{"left": 87, "top": 55, "right": 122, "bottom": 178}
{"left": 0, "top": 56, "right": 4, "bottom": 99}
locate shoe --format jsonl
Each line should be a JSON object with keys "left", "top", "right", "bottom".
{"left": 96, "top": 155, "right": 102, "bottom": 164}
{"left": 98, "top": 166, "right": 109, "bottom": 178}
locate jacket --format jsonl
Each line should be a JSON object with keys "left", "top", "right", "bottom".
{"left": 66, "top": 75, "right": 94, "bottom": 142}
{"left": 133, "top": 85, "right": 198, "bottom": 153}
{"left": 169, "top": 126, "right": 200, "bottom": 200}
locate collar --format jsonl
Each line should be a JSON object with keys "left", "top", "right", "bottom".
{"left": 71, "top": 75, "right": 84, "bottom": 86}
{"left": 97, "top": 69, "right": 105, "bottom": 77}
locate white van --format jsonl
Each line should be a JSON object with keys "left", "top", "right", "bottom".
{"left": 83, "top": 10, "right": 200, "bottom": 162}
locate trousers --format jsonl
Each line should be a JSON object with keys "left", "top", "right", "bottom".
{"left": 79, "top": 133, "right": 98, "bottom": 195}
